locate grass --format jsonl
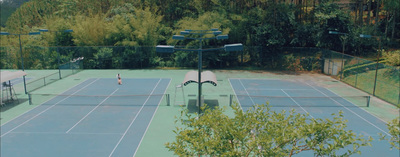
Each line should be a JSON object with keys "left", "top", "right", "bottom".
{"left": 342, "top": 68, "right": 400, "bottom": 107}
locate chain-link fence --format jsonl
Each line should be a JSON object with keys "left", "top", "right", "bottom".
{"left": 1, "top": 46, "right": 398, "bottom": 106}
{"left": 323, "top": 50, "right": 400, "bottom": 106}
{"left": 25, "top": 60, "right": 83, "bottom": 93}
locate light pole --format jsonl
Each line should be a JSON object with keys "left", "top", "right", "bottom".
{"left": 156, "top": 28, "right": 243, "bottom": 115}
{"left": 360, "top": 34, "right": 382, "bottom": 96}
{"left": 1, "top": 31, "right": 41, "bottom": 94}
{"left": 39, "top": 29, "right": 73, "bottom": 79}
{"left": 329, "top": 31, "right": 347, "bottom": 80}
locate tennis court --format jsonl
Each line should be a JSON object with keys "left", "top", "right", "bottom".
{"left": 9, "top": 77, "right": 32, "bottom": 85}
{"left": 229, "top": 78, "right": 399, "bottom": 156}
{"left": 1, "top": 78, "right": 170, "bottom": 157}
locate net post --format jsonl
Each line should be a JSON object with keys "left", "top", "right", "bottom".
{"left": 28, "top": 93, "right": 32, "bottom": 105}
{"left": 367, "top": 96, "right": 371, "bottom": 107}
{"left": 166, "top": 94, "right": 170, "bottom": 106}
{"left": 229, "top": 94, "right": 232, "bottom": 106}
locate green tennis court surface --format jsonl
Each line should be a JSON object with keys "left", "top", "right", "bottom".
{"left": 1, "top": 70, "right": 398, "bottom": 156}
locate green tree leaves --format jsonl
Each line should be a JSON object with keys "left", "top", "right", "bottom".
{"left": 380, "top": 116, "right": 400, "bottom": 150}
{"left": 382, "top": 50, "right": 400, "bottom": 66}
{"left": 1, "top": 0, "right": 398, "bottom": 69}
{"left": 167, "top": 104, "right": 372, "bottom": 156}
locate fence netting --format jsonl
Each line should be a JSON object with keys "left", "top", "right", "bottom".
{"left": 1, "top": 46, "right": 398, "bottom": 106}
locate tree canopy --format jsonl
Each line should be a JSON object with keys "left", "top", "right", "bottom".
{"left": 1, "top": 0, "right": 399, "bottom": 69}
{"left": 166, "top": 104, "right": 373, "bottom": 156}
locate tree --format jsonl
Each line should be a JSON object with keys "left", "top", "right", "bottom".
{"left": 172, "top": 11, "right": 232, "bottom": 68}
{"left": 313, "top": 2, "right": 353, "bottom": 51}
{"left": 253, "top": 24, "right": 285, "bottom": 68}
{"left": 380, "top": 116, "right": 400, "bottom": 150}
{"left": 0, "top": 0, "right": 30, "bottom": 27}
{"left": 72, "top": 14, "right": 110, "bottom": 46}
{"left": 5, "top": 0, "right": 59, "bottom": 31}
{"left": 92, "top": 47, "right": 113, "bottom": 69}
{"left": 382, "top": 0, "right": 400, "bottom": 39}
{"left": 381, "top": 50, "right": 400, "bottom": 66}
{"left": 166, "top": 104, "right": 372, "bottom": 156}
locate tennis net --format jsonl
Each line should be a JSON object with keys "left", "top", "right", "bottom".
{"left": 28, "top": 93, "right": 170, "bottom": 107}
{"left": 229, "top": 94, "right": 370, "bottom": 107}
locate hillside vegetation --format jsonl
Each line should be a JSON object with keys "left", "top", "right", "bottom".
{"left": 0, "top": 0, "right": 399, "bottom": 69}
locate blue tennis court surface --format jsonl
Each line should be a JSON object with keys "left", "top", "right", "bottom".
{"left": 230, "top": 78, "right": 399, "bottom": 156}
{"left": 1, "top": 78, "right": 170, "bottom": 157}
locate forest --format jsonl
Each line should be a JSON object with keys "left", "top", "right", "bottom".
{"left": 0, "top": 0, "right": 399, "bottom": 69}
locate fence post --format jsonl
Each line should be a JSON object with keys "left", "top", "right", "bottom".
{"left": 340, "top": 52, "right": 344, "bottom": 80}
{"left": 241, "top": 48, "right": 244, "bottom": 65}
{"left": 58, "top": 47, "right": 62, "bottom": 79}
{"left": 372, "top": 63, "right": 379, "bottom": 96}
{"left": 70, "top": 61, "right": 72, "bottom": 75}
{"left": 229, "top": 94, "right": 233, "bottom": 106}
{"left": 355, "top": 59, "right": 359, "bottom": 87}
{"left": 327, "top": 51, "right": 332, "bottom": 75}
{"left": 398, "top": 66, "right": 400, "bottom": 105}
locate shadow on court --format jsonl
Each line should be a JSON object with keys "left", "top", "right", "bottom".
{"left": 0, "top": 97, "right": 29, "bottom": 112}
{"left": 187, "top": 99, "right": 219, "bottom": 113}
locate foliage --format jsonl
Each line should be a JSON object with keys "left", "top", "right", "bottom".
{"left": 282, "top": 54, "right": 306, "bottom": 71}
{"left": 5, "top": 0, "right": 59, "bottom": 31}
{"left": 380, "top": 116, "right": 400, "bottom": 150}
{"left": 92, "top": 47, "right": 113, "bottom": 69}
{"left": 72, "top": 14, "right": 110, "bottom": 46}
{"left": 291, "top": 24, "right": 318, "bottom": 47}
{"left": 2, "top": 0, "right": 399, "bottom": 70}
{"left": 172, "top": 11, "right": 233, "bottom": 67}
{"left": 41, "top": 17, "right": 74, "bottom": 46}
{"left": 313, "top": 2, "right": 352, "bottom": 51}
{"left": 166, "top": 104, "right": 372, "bottom": 156}
{"left": 172, "top": 11, "right": 231, "bottom": 45}
{"left": 252, "top": 24, "right": 285, "bottom": 68}
{"left": 381, "top": 0, "right": 400, "bottom": 39}
{"left": 0, "top": 0, "right": 30, "bottom": 27}
{"left": 382, "top": 50, "right": 400, "bottom": 66}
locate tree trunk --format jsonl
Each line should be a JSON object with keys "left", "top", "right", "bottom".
{"left": 299, "top": 0, "right": 302, "bottom": 21}
{"left": 359, "top": 0, "right": 363, "bottom": 25}
{"left": 392, "top": 12, "right": 396, "bottom": 39}
{"left": 374, "top": 0, "right": 380, "bottom": 32}
{"left": 367, "top": 0, "right": 371, "bottom": 24}
{"left": 305, "top": 0, "right": 308, "bottom": 22}
{"left": 385, "top": 11, "right": 389, "bottom": 38}
{"left": 355, "top": 1, "right": 359, "bottom": 24}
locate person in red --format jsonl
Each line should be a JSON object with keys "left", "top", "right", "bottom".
{"left": 117, "top": 73, "right": 122, "bottom": 85}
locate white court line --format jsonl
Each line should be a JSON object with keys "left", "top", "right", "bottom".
{"left": 228, "top": 79, "right": 243, "bottom": 110}
{"left": 229, "top": 78, "right": 282, "bottom": 80}
{"left": 133, "top": 78, "right": 171, "bottom": 157}
{"left": 238, "top": 79, "right": 257, "bottom": 106}
{"left": 0, "top": 78, "right": 100, "bottom": 138}
{"left": 108, "top": 78, "right": 162, "bottom": 157}
{"left": 1, "top": 78, "right": 96, "bottom": 127}
{"left": 66, "top": 88, "right": 119, "bottom": 133}
{"left": 305, "top": 82, "right": 391, "bottom": 136}
{"left": 10, "top": 131, "right": 122, "bottom": 135}
{"left": 250, "top": 89, "right": 314, "bottom": 90}
{"left": 281, "top": 89, "right": 314, "bottom": 118}
{"left": 244, "top": 89, "right": 314, "bottom": 92}
{"left": 323, "top": 87, "right": 390, "bottom": 124}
